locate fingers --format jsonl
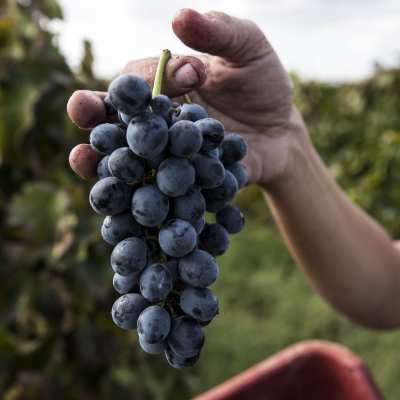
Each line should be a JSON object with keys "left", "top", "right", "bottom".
{"left": 69, "top": 144, "right": 102, "bottom": 180}
{"left": 172, "top": 9, "right": 270, "bottom": 64}
{"left": 67, "top": 90, "right": 108, "bottom": 130}
{"left": 121, "top": 54, "right": 207, "bottom": 97}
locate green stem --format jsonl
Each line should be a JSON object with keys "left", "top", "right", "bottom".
{"left": 152, "top": 49, "right": 171, "bottom": 98}
{"left": 183, "top": 94, "right": 192, "bottom": 104}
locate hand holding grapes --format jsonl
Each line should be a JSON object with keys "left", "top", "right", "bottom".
{"left": 68, "top": 8, "right": 301, "bottom": 188}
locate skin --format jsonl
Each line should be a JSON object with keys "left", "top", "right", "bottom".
{"left": 67, "top": 8, "right": 400, "bottom": 330}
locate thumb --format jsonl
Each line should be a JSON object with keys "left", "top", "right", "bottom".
{"left": 172, "top": 9, "right": 270, "bottom": 64}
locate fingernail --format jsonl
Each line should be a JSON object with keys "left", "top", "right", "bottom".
{"left": 174, "top": 63, "right": 199, "bottom": 87}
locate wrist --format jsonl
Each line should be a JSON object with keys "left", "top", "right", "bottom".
{"left": 261, "top": 106, "right": 317, "bottom": 196}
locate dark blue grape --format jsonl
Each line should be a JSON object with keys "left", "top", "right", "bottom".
{"left": 118, "top": 111, "right": 133, "bottom": 126}
{"left": 140, "top": 263, "right": 172, "bottom": 303}
{"left": 108, "top": 147, "right": 146, "bottom": 184}
{"left": 156, "top": 157, "right": 195, "bottom": 197}
{"left": 226, "top": 162, "right": 248, "bottom": 189}
{"left": 151, "top": 95, "right": 172, "bottom": 117}
{"left": 108, "top": 74, "right": 152, "bottom": 116}
{"left": 104, "top": 94, "right": 117, "bottom": 116}
{"left": 127, "top": 111, "right": 168, "bottom": 159}
{"left": 195, "top": 118, "right": 225, "bottom": 151}
{"left": 202, "top": 170, "right": 238, "bottom": 212}
{"left": 139, "top": 336, "right": 166, "bottom": 355}
{"left": 220, "top": 133, "right": 248, "bottom": 164}
{"left": 171, "top": 187, "right": 205, "bottom": 224}
{"left": 101, "top": 211, "right": 143, "bottom": 246}
{"left": 192, "top": 153, "right": 225, "bottom": 189}
{"left": 168, "top": 120, "right": 202, "bottom": 158}
{"left": 111, "top": 237, "right": 147, "bottom": 276}
{"left": 89, "top": 177, "right": 132, "bottom": 216}
{"left": 216, "top": 205, "right": 245, "bottom": 234}
{"left": 131, "top": 185, "right": 169, "bottom": 227}
{"left": 97, "top": 155, "right": 112, "bottom": 179}
{"left": 199, "top": 223, "right": 230, "bottom": 256}
{"left": 180, "top": 287, "right": 219, "bottom": 322}
{"left": 174, "top": 103, "right": 208, "bottom": 122}
{"left": 137, "top": 305, "right": 171, "bottom": 343}
{"left": 159, "top": 219, "right": 197, "bottom": 257}
{"left": 165, "top": 346, "right": 200, "bottom": 369}
{"left": 90, "top": 123, "right": 126, "bottom": 155}
{"left": 179, "top": 250, "right": 219, "bottom": 288}
{"left": 113, "top": 272, "right": 140, "bottom": 294}
{"left": 191, "top": 216, "right": 206, "bottom": 234}
{"left": 165, "top": 259, "right": 179, "bottom": 282}
{"left": 167, "top": 316, "right": 204, "bottom": 358}
{"left": 111, "top": 293, "right": 150, "bottom": 330}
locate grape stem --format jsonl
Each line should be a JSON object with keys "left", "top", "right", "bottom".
{"left": 152, "top": 49, "right": 172, "bottom": 98}
{"left": 184, "top": 94, "right": 192, "bottom": 104}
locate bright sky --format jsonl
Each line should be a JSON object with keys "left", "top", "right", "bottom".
{"left": 53, "top": 0, "right": 400, "bottom": 82}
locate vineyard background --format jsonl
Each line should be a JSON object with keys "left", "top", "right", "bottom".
{"left": 1, "top": 1, "right": 400, "bottom": 399}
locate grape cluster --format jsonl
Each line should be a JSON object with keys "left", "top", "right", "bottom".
{"left": 88, "top": 74, "right": 248, "bottom": 368}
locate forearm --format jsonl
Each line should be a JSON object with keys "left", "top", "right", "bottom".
{"left": 264, "top": 108, "right": 400, "bottom": 329}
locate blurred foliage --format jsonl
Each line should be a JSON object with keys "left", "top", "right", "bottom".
{"left": 1, "top": 1, "right": 400, "bottom": 399}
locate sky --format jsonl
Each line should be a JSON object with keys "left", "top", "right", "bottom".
{"left": 52, "top": 0, "right": 400, "bottom": 82}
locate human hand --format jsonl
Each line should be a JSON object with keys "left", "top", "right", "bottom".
{"left": 68, "top": 8, "right": 303, "bottom": 188}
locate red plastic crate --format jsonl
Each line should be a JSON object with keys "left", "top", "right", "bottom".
{"left": 196, "top": 341, "right": 383, "bottom": 400}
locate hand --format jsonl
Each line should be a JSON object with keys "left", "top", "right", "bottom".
{"left": 68, "top": 9, "right": 301, "bottom": 187}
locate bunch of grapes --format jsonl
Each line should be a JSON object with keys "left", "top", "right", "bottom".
{"left": 85, "top": 54, "right": 248, "bottom": 368}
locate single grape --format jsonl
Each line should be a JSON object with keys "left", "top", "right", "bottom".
{"left": 101, "top": 211, "right": 143, "bottom": 245}
{"left": 97, "top": 155, "right": 112, "bottom": 179}
{"left": 111, "top": 237, "right": 147, "bottom": 276}
{"left": 171, "top": 187, "right": 206, "bottom": 224}
{"left": 118, "top": 111, "right": 133, "bottom": 126}
{"left": 174, "top": 103, "right": 208, "bottom": 122}
{"left": 226, "top": 162, "right": 248, "bottom": 189}
{"left": 140, "top": 263, "right": 173, "bottom": 303}
{"left": 220, "top": 133, "right": 248, "bottom": 164}
{"left": 137, "top": 305, "right": 171, "bottom": 344}
{"left": 167, "top": 316, "right": 204, "bottom": 358}
{"left": 199, "top": 223, "right": 230, "bottom": 256}
{"left": 111, "top": 293, "right": 150, "bottom": 330}
{"left": 113, "top": 272, "right": 141, "bottom": 294}
{"left": 108, "top": 74, "right": 152, "bottom": 116}
{"left": 159, "top": 219, "right": 197, "bottom": 258}
{"left": 108, "top": 147, "right": 146, "bottom": 184}
{"left": 179, "top": 250, "right": 219, "bottom": 287}
{"left": 156, "top": 157, "right": 195, "bottom": 197}
{"left": 151, "top": 94, "right": 172, "bottom": 117}
{"left": 195, "top": 118, "right": 225, "bottom": 151}
{"left": 127, "top": 111, "right": 168, "bottom": 159}
{"left": 168, "top": 120, "right": 203, "bottom": 158}
{"left": 89, "top": 177, "right": 132, "bottom": 216}
{"left": 192, "top": 153, "right": 225, "bottom": 189}
{"left": 191, "top": 216, "right": 206, "bottom": 234}
{"left": 202, "top": 170, "right": 238, "bottom": 212}
{"left": 180, "top": 287, "right": 219, "bottom": 322}
{"left": 104, "top": 94, "right": 117, "bottom": 116}
{"left": 216, "top": 205, "right": 245, "bottom": 234}
{"left": 131, "top": 185, "right": 169, "bottom": 227}
{"left": 165, "top": 346, "right": 200, "bottom": 369}
{"left": 139, "top": 336, "right": 166, "bottom": 355}
{"left": 90, "top": 123, "right": 126, "bottom": 155}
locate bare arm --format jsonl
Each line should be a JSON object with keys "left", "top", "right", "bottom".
{"left": 265, "top": 107, "right": 400, "bottom": 329}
